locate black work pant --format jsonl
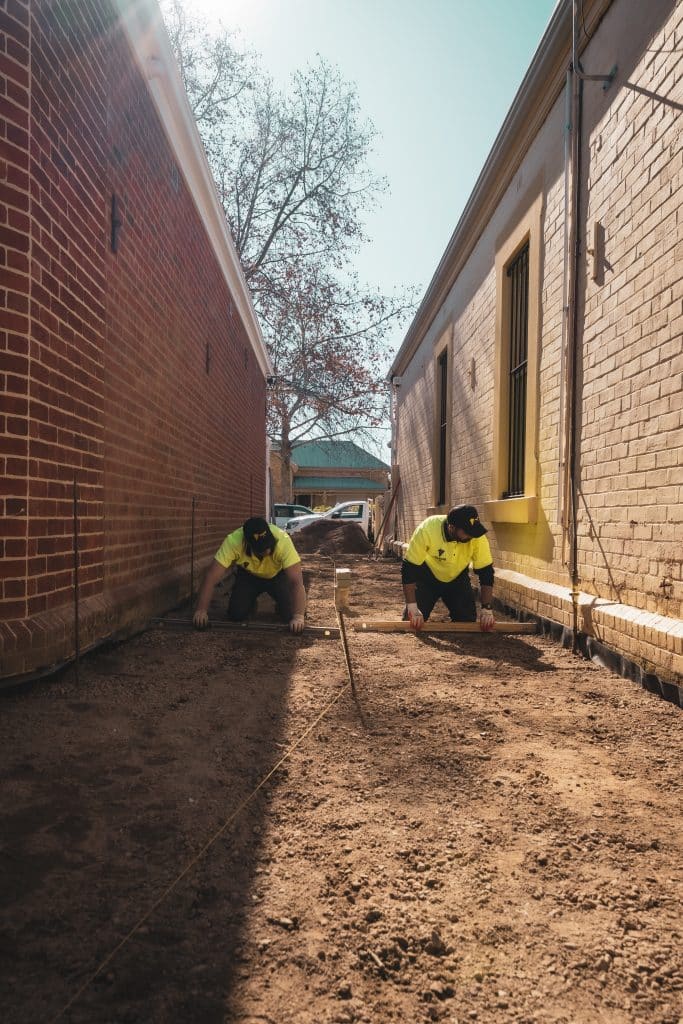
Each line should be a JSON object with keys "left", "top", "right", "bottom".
{"left": 410, "top": 565, "right": 477, "bottom": 622}
{"left": 228, "top": 568, "right": 293, "bottom": 622}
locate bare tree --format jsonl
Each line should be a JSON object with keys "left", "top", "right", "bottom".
{"left": 261, "top": 262, "right": 413, "bottom": 474}
{"left": 161, "top": 2, "right": 415, "bottom": 461}
{"left": 162, "top": 0, "right": 258, "bottom": 144}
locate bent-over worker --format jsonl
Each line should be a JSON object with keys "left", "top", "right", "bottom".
{"left": 193, "top": 516, "right": 306, "bottom": 634}
{"left": 401, "top": 505, "right": 495, "bottom": 632}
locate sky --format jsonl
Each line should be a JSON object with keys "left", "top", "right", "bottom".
{"left": 182, "top": 0, "right": 559, "bottom": 454}
{"left": 186, "top": 0, "right": 558, "bottom": 302}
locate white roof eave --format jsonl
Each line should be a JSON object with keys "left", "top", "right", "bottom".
{"left": 113, "top": 0, "right": 272, "bottom": 377}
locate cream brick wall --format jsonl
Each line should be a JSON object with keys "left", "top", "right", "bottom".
{"left": 392, "top": 0, "right": 682, "bottom": 685}
{"left": 578, "top": 0, "right": 683, "bottom": 620}
{"left": 394, "top": 330, "right": 440, "bottom": 538}
{"left": 396, "top": 99, "right": 570, "bottom": 581}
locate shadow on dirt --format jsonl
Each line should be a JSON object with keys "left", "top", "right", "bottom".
{"left": 0, "top": 607, "right": 309, "bottom": 1023}
{"left": 413, "top": 632, "right": 557, "bottom": 672}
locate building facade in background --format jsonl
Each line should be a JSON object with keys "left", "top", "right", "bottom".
{"left": 389, "top": 0, "right": 682, "bottom": 687}
{"left": 273, "top": 440, "right": 390, "bottom": 509}
{"left": 0, "top": 0, "right": 271, "bottom": 681}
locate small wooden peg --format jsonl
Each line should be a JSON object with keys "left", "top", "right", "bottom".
{"left": 335, "top": 567, "right": 353, "bottom": 610}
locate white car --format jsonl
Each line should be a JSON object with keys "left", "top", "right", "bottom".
{"left": 285, "top": 500, "right": 372, "bottom": 538}
{"left": 271, "top": 503, "right": 313, "bottom": 529}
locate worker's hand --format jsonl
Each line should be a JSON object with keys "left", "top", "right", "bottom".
{"left": 479, "top": 607, "right": 495, "bottom": 632}
{"left": 406, "top": 602, "right": 424, "bottom": 631}
{"left": 193, "top": 610, "right": 209, "bottom": 630}
{"left": 289, "top": 614, "right": 305, "bottom": 634}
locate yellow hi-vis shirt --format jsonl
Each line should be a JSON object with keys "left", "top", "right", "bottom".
{"left": 214, "top": 524, "right": 300, "bottom": 580}
{"left": 404, "top": 515, "right": 493, "bottom": 583}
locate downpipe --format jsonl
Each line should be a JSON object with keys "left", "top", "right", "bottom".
{"left": 564, "top": 1, "right": 618, "bottom": 652}
{"left": 566, "top": 2, "right": 584, "bottom": 654}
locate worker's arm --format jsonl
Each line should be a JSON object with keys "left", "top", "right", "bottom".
{"left": 401, "top": 560, "right": 424, "bottom": 631}
{"left": 193, "top": 559, "right": 228, "bottom": 629}
{"left": 284, "top": 563, "right": 307, "bottom": 633}
{"left": 402, "top": 582, "right": 424, "bottom": 631}
{"left": 474, "top": 562, "right": 495, "bottom": 632}
{"left": 401, "top": 522, "right": 430, "bottom": 630}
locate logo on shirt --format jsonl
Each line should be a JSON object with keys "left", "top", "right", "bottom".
{"left": 436, "top": 548, "right": 446, "bottom": 559}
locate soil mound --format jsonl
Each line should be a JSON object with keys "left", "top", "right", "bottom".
{"left": 290, "top": 519, "right": 373, "bottom": 556}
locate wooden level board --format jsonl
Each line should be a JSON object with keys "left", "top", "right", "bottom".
{"left": 153, "top": 618, "right": 340, "bottom": 638}
{"left": 351, "top": 620, "right": 538, "bottom": 634}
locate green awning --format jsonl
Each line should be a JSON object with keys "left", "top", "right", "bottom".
{"left": 293, "top": 476, "right": 387, "bottom": 491}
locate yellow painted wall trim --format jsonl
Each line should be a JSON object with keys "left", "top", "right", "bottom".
{"left": 483, "top": 496, "right": 538, "bottom": 524}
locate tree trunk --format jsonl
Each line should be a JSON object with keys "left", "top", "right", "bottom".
{"left": 279, "top": 427, "right": 294, "bottom": 502}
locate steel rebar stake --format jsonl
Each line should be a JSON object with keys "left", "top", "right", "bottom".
{"left": 72, "top": 479, "right": 80, "bottom": 684}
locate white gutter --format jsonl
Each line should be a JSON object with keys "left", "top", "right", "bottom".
{"left": 113, "top": 0, "right": 272, "bottom": 378}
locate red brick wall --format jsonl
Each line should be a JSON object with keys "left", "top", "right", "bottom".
{"left": 0, "top": 0, "right": 267, "bottom": 678}
{"left": 1, "top": 0, "right": 32, "bottom": 624}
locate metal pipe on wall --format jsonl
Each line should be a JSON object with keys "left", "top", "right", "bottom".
{"left": 566, "top": 0, "right": 585, "bottom": 652}
{"left": 564, "top": 0, "right": 617, "bottom": 652}
{"left": 557, "top": 68, "right": 572, "bottom": 533}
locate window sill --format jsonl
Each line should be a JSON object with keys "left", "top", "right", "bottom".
{"left": 483, "top": 496, "right": 537, "bottom": 524}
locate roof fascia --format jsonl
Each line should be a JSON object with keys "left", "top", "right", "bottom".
{"left": 113, "top": 0, "right": 272, "bottom": 377}
{"left": 390, "top": 0, "right": 613, "bottom": 377}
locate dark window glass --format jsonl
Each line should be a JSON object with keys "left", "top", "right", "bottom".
{"left": 505, "top": 244, "right": 529, "bottom": 497}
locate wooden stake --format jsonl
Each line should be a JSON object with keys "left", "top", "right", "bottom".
{"left": 351, "top": 620, "right": 538, "bottom": 634}
{"left": 334, "top": 567, "right": 353, "bottom": 611}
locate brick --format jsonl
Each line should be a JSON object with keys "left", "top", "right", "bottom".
{"left": 0, "top": 9, "right": 266, "bottom": 673}
{"left": 388, "top": 3, "right": 683, "bottom": 680}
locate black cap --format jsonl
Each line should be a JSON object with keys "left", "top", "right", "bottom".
{"left": 243, "top": 516, "right": 276, "bottom": 555}
{"left": 447, "top": 504, "right": 487, "bottom": 538}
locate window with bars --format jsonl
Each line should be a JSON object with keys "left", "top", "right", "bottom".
{"left": 437, "top": 348, "right": 448, "bottom": 506}
{"left": 504, "top": 243, "right": 529, "bottom": 497}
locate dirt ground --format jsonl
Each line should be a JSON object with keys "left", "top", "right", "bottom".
{"left": 1, "top": 550, "right": 682, "bottom": 1024}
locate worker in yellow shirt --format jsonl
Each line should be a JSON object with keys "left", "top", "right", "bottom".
{"left": 401, "top": 505, "right": 495, "bottom": 632}
{"left": 193, "top": 517, "right": 306, "bottom": 634}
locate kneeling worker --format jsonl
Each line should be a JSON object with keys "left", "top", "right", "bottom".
{"left": 402, "top": 505, "right": 495, "bottom": 632}
{"left": 193, "top": 516, "right": 306, "bottom": 634}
